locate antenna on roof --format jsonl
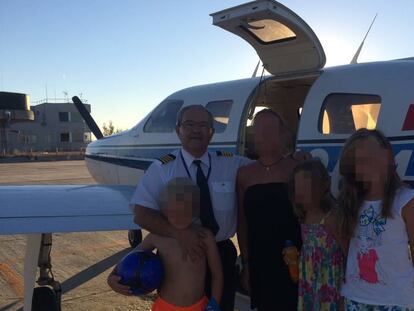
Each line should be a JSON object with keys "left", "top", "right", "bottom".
{"left": 350, "top": 13, "right": 378, "bottom": 64}
{"left": 251, "top": 60, "right": 261, "bottom": 78}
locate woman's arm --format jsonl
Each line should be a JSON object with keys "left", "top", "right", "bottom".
{"left": 402, "top": 198, "right": 414, "bottom": 264}
{"left": 236, "top": 167, "right": 251, "bottom": 293}
{"left": 284, "top": 159, "right": 303, "bottom": 249}
{"left": 288, "top": 150, "right": 312, "bottom": 162}
{"left": 204, "top": 230, "right": 223, "bottom": 304}
{"left": 236, "top": 168, "right": 249, "bottom": 265}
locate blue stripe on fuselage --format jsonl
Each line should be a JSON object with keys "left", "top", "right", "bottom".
{"left": 298, "top": 142, "right": 414, "bottom": 178}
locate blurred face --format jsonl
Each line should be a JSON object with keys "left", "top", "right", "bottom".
{"left": 354, "top": 138, "right": 390, "bottom": 185}
{"left": 176, "top": 107, "right": 214, "bottom": 156}
{"left": 163, "top": 192, "right": 195, "bottom": 230}
{"left": 294, "top": 171, "right": 320, "bottom": 209}
{"left": 253, "top": 113, "right": 283, "bottom": 155}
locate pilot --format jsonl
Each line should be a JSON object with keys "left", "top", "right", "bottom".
{"left": 128, "top": 105, "right": 249, "bottom": 311}
{"left": 108, "top": 105, "right": 308, "bottom": 310}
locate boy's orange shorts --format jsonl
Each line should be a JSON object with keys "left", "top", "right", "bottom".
{"left": 151, "top": 295, "right": 209, "bottom": 311}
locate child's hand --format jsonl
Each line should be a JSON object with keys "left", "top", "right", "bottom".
{"left": 204, "top": 298, "right": 221, "bottom": 311}
{"left": 107, "top": 273, "right": 133, "bottom": 296}
{"left": 176, "top": 227, "right": 207, "bottom": 262}
{"left": 290, "top": 150, "right": 312, "bottom": 162}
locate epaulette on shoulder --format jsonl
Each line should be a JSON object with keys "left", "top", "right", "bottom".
{"left": 216, "top": 150, "right": 233, "bottom": 157}
{"left": 158, "top": 153, "right": 176, "bottom": 164}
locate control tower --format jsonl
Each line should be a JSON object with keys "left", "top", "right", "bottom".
{"left": 0, "top": 92, "right": 34, "bottom": 154}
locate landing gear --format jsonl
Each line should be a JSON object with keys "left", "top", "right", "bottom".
{"left": 32, "top": 234, "right": 62, "bottom": 311}
{"left": 128, "top": 229, "right": 142, "bottom": 248}
{"left": 32, "top": 286, "right": 59, "bottom": 311}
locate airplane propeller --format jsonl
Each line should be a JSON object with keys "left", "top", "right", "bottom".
{"left": 72, "top": 96, "right": 104, "bottom": 140}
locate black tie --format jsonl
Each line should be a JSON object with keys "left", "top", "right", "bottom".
{"left": 193, "top": 160, "right": 219, "bottom": 235}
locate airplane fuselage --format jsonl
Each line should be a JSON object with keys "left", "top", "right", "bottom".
{"left": 85, "top": 61, "right": 414, "bottom": 193}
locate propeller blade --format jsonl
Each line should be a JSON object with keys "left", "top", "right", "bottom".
{"left": 72, "top": 96, "right": 104, "bottom": 140}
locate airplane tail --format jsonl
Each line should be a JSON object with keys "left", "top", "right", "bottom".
{"left": 72, "top": 96, "right": 104, "bottom": 139}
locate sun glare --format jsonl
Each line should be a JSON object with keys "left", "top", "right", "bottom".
{"left": 320, "top": 34, "right": 355, "bottom": 67}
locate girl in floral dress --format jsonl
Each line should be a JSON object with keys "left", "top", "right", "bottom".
{"left": 290, "top": 160, "right": 347, "bottom": 311}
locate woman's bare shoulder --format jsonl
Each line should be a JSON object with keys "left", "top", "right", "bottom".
{"left": 237, "top": 161, "right": 260, "bottom": 190}
{"left": 237, "top": 160, "right": 258, "bottom": 177}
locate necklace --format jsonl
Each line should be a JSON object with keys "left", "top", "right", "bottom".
{"left": 258, "top": 156, "right": 284, "bottom": 171}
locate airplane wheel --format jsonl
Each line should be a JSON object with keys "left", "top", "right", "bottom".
{"left": 128, "top": 229, "right": 142, "bottom": 248}
{"left": 32, "top": 286, "right": 59, "bottom": 311}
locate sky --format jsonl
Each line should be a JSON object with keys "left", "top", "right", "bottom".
{"left": 1, "top": 1, "right": 413, "bottom": 131}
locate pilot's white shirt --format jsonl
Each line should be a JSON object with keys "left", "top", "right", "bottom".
{"left": 130, "top": 148, "right": 252, "bottom": 242}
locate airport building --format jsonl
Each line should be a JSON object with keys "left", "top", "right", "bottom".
{"left": 0, "top": 92, "right": 92, "bottom": 154}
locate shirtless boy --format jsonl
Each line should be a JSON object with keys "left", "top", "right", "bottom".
{"left": 109, "top": 177, "right": 223, "bottom": 311}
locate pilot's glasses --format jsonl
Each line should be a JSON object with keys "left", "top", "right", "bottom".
{"left": 180, "top": 121, "right": 211, "bottom": 131}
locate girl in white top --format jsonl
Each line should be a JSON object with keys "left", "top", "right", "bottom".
{"left": 337, "top": 128, "right": 414, "bottom": 310}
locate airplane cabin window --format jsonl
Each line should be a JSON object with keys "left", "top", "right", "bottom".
{"left": 319, "top": 93, "right": 381, "bottom": 135}
{"left": 240, "top": 19, "right": 296, "bottom": 44}
{"left": 144, "top": 100, "right": 184, "bottom": 133}
{"left": 206, "top": 100, "right": 233, "bottom": 133}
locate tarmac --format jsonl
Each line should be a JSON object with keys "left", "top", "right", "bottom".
{"left": 0, "top": 161, "right": 156, "bottom": 311}
{"left": 0, "top": 160, "right": 245, "bottom": 311}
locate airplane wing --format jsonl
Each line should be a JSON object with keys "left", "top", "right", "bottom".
{"left": 0, "top": 184, "right": 139, "bottom": 311}
{"left": 0, "top": 185, "right": 138, "bottom": 235}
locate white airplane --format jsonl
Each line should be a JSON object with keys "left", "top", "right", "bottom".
{"left": 2, "top": 0, "right": 414, "bottom": 310}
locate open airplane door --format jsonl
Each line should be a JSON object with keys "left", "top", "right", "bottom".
{"left": 211, "top": 0, "right": 326, "bottom": 75}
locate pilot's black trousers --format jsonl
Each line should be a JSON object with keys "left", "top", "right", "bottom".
{"left": 204, "top": 239, "right": 237, "bottom": 311}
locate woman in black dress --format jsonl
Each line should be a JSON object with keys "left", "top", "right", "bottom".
{"left": 237, "top": 109, "right": 302, "bottom": 310}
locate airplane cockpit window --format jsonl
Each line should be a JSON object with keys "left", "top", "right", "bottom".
{"left": 206, "top": 100, "right": 233, "bottom": 133}
{"left": 319, "top": 93, "right": 381, "bottom": 135}
{"left": 240, "top": 19, "right": 296, "bottom": 44}
{"left": 144, "top": 100, "right": 184, "bottom": 133}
